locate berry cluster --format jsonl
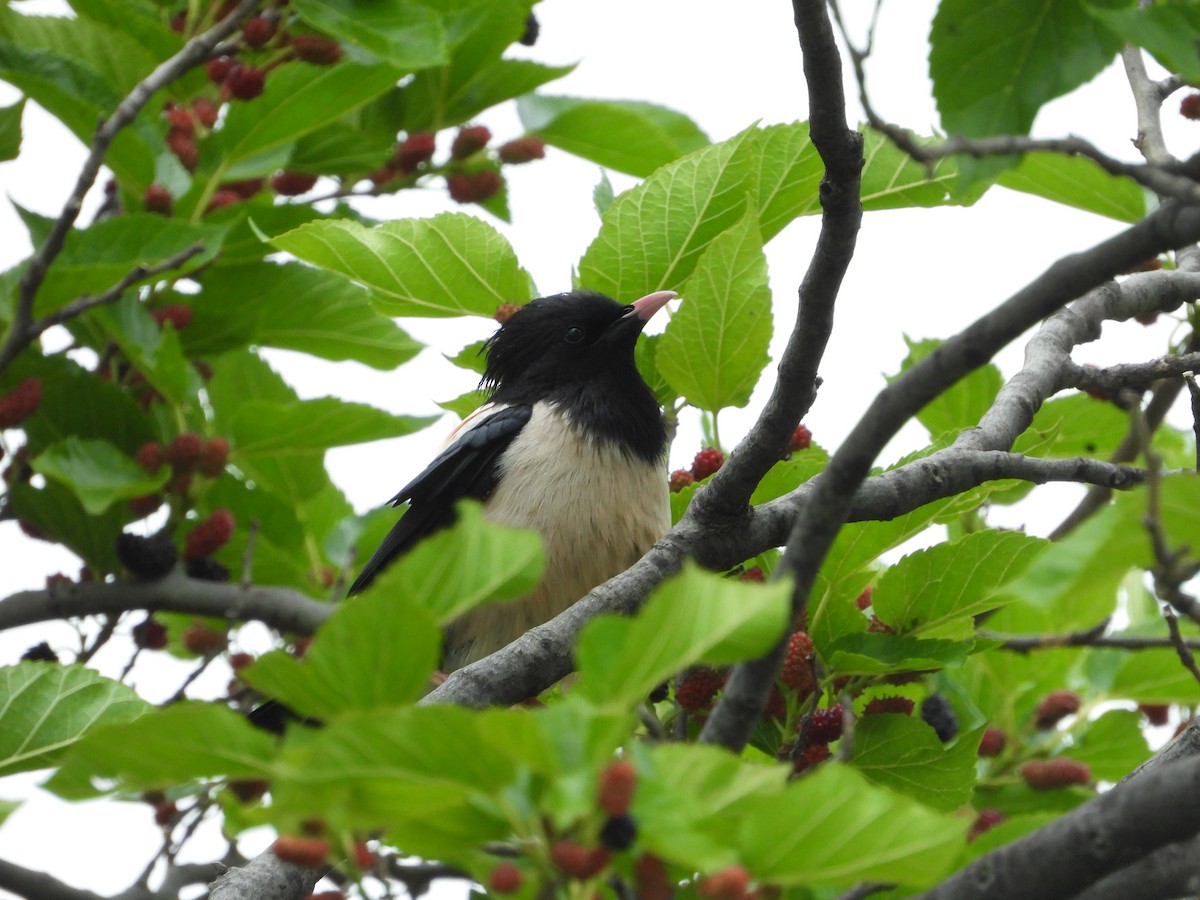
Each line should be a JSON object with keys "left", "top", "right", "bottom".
{"left": 1034, "top": 689, "right": 1081, "bottom": 730}
{"left": 132, "top": 434, "right": 229, "bottom": 519}
{"left": 185, "top": 508, "right": 236, "bottom": 559}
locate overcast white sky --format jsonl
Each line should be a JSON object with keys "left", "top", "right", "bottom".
{"left": 0, "top": 0, "right": 1195, "bottom": 895}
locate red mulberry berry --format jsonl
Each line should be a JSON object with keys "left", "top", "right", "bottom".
{"left": 206, "top": 56, "right": 236, "bottom": 84}
{"left": 1034, "top": 690, "right": 1081, "bottom": 730}
{"left": 493, "top": 303, "right": 522, "bottom": 323}
{"left": 198, "top": 437, "right": 229, "bottom": 477}
{"left": 270, "top": 171, "right": 318, "bottom": 196}
{"left": 1139, "top": 703, "right": 1170, "bottom": 726}
{"left": 780, "top": 631, "right": 814, "bottom": 692}
{"left": 968, "top": 808, "right": 1007, "bottom": 842}
{"left": 677, "top": 669, "right": 724, "bottom": 712}
{"left": 227, "top": 66, "right": 266, "bottom": 100}
{"left": 740, "top": 566, "right": 765, "bottom": 582}
{"left": 634, "top": 854, "right": 671, "bottom": 900}
{"left": 241, "top": 16, "right": 275, "bottom": 48}
{"left": 393, "top": 131, "right": 436, "bottom": 172}
{"left": 271, "top": 835, "right": 329, "bottom": 867}
{"left": 805, "top": 705, "right": 844, "bottom": 744}
{"left": 978, "top": 727, "right": 1007, "bottom": 757}
{"left": 450, "top": 124, "right": 491, "bottom": 159}
{"left": 192, "top": 97, "right": 219, "bottom": 128}
{"left": 669, "top": 468, "right": 694, "bottom": 492}
{"left": 0, "top": 377, "right": 42, "bottom": 428}
{"left": 151, "top": 304, "right": 192, "bottom": 330}
{"left": 132, "top": 617, "right": 169, "bottom": 650}
{"left": 446, "top": 170, "right": 502, "bottom": 204}
{"left": 165, "top": 433, "right": 203, "bottom": 471}
{"left": 855, "top": 586, "right": 874, "bottom": 609}
{"left": 699, "top": 866, "right": 750, "bottom": 900}
{"left": 1181, "top": 92, "right": 1200, "bottom": 120}
{"left": 794, "top": 742, "right": 831, "bottom": 774}
{"left": 550, "top": 841, "right": 608, "bottom": 879}
{"left": 498, "top": 136, "right": 546, "bottom": 164}
{"left": 181, "top": 621, "right": 227, "bottom": 656}
{"left": 489, "top": 863, "right": 522, "bottom": 894}
{"left": 691, "top": 447, "right": 725, "bottom": 480}
{"left": 863, "top": 696, "right": 914, "bottom": 716}
{"left": 292, "top": 35, "right": 342, "bottom": 65}
{"left": 143, "top": 184, "right": 173, "bottom": 215}
{"left": 597, "top": 760, "right": 637, "bottom": 816}
{"left": 787, "top": 423, "right": 812, "bottom": 452}
{"left": 1021, "top": 758, "right": 1091, "bottom": 791}
{"left": 165, "top": 130, "right": 198, "bottom": 171}
{"left": 185, "top": 508, "right": 235, "bottom": 559}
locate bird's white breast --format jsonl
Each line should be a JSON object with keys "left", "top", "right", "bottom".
{"left": 442, "top": 402, "right": 669, "bottom": 670}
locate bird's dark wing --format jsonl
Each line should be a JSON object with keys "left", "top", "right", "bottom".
{"left": 347, "top": 403, "right": 533, "bottom": 594}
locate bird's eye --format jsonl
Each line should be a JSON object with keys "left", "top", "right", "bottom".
{"left": 564, "top": 326, "right": 585, "bottom": 344}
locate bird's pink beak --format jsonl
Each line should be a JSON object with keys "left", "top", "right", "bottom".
{"left": 630, "top": 290, "right": 677, "bottom": 321}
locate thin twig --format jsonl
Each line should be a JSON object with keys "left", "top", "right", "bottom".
{"left": 1161, "top": 605, "right": 1200, "bottom": 687}
{"left": 987, "top": 629, "right": 1200, "bottom": 653}
{"left": 1183, "top": 372, "right": 1200, "bottom": 470}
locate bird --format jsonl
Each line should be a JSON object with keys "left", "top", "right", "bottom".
{"left": 350, "top": 288, "right": 677, "bottom": 671}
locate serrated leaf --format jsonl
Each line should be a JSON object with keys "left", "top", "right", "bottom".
{"left": 0, "top": 96, "right": 22, "bottom": 160}
{"left": 873, "top": 531, "right": 1048, "bottom": 640}
{"left": 437, "top": 389, "right": 488, "bottom": 419}
{"left": 445, "top": 338, "right": 488, "bottom": 376}
{"left": 930, "top": 0, "right": 1124, "bottom": 187}
{"left": 578, "top": 127, "right": 755, "bottom": 300}
{"left": 184, "top": 261, "right": 424, "bottom": 370}
{"left": 291, "top": 0, "right": 447, "bottom": 70}
{"left": 998, "top": 152, "right": 1147, "bottom": 223}
{"left": 266, "top": 705, "right": 529, "bottom": 860}
{"left": 270, "top": 213, "right": 532, "bottom": 317}
{"left": 241, "top": 595, "right": 440, "bottom": 721}
{"left": 574, "top": 563, "right": 790, "bottom": 706}
{"left": 215, "top": 60, "right": 403, "bottom": 169}
{"left": 96, "top": 296, "right": 202, "bottom": 406}
{"left": 827, "top": 633, "right": 973, "bottom": 676}
{"left": 593, "top": 170, "right": 614, "bottom": 216}
{"left": 749, "top": 450, "right": 828, "bottom": 505}
{"left": 657, "top": 204, "right": 772, "bottom": 411}
{"left": 1088, "top": 2, "right": 1200, "bottom": 82}
{"left": 0, "top": 664, "right": 147, "bottom": 778}
{"left": 852, "top": 717, "right": 979, "bottom": 811}
{"left": 31, "top": 437, "right": 168, "bottom": 515}
{"left": 860, "top": 126, "right": 958, "bottom": 211}
{"left": 517, "top": 94, "right": 709, "bottom": 177}
{"left": 363, "top": 502, "right": 543, "bottom": 624}
{"left": 739, "top": 764, "right": 966, "bottom": 886}
{"left": 46, "top": 702, "right": 275, "bottom": 799}
{"left": 228, "top": 397, "right": 436, "bottom": 458}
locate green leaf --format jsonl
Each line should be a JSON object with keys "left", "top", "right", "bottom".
{"left": 929, "top": 0, "right": 1124, "bottom": 186}
{"left": 860, "top": 127, "right": 958, "bottom": 211}
{"left": 747, "top": 122, "right": 821, "bottom": 240}
{"left": 574, "top": 563, "right": 790, "bottom": 706}
{"left": 67, "top": 0, "right": 184, "bottom": 61}
{"left": 0, "top": 800, "right": 18, "bottom": 827}
{"left": 0, "top": 664, "right": 147, "bottom": 778}
{"left": 30, "top": 437, "right": 168, "bottom": 515}
{"left": 47, "top": 702, "right": 275, "bottom": 800}
{"left": 0, "top": 8, "right": 160, "bottom": 186}
{"left": 7, "top": 214, "right": 225, "bottom": 318}
{"left": 593, "top": 170, "right": 614, "bottom": 216}
{"left": 635, "top": 742, "right": 788, "bottom": 871}
{"left": 438, "top": 389, "right": 488, "bottom": 419}
{"left": 997, "top": 152, "right": 1147, "bottom": 223}
{"left": 215, "top": 60, "right": 403, "bottom": 170}
{"left": 739, "top": 764, "right": 966, "bottom": 886}
{"left": 1013, "top": 392, "right": 1129, "bottom": 459}
{"left": 827, "top": 633, "right": 973, "bottom": 676}
{"left": 656, "top": 205, "right": 772, "bottom": 411}
{"left": 0, "top": 96, "right": 22, "bottom": 160}
{"left": 873, "top": 531, "right": 1048, "bottom": 640}
{"left": 578, "top": 127, "right": 755, "bottom": 299}
{"left": 1111, "top": 648, "right": 1200, "bottom": 704}
{"left": 851, "top": 717, "right": 979, "bottom": 811}
{"left": 97, "top": 296, "right": 202, "bottom": 407}
{"left": 228, "top": 397, "right": 436, "bottom": 458}
{"left": 1070, "top": 709, "right": 1151, "bottom": 781}
{"left": 517, "top": 94, "right": 709, "bottom": 177}
{"left": 363, "top": 502, "right": 544, "bottom": 624}
{"left": 749, "top": 450, "right": 828, "bottom": 505}
{"left": 267, "top": 705, "right": 529, "bottom": 859}
{"left": 184, "top": 261, "right": 424, "bottom": 370}
{"left": 288, "top": 93, "right": 402, "bottom": 174}
{"left": 10, "top": 354, "right": 154, "bottom": 458}
{"left": 291, "top": 0, "right": 447, "bottom": 70}
{"left": 1088, "top": 2, "right": 1200, "bottom": 82}
{"left": 7, "top": 479, "right": 125, "bottom": 572}
{"left": 897, "top": 337, "right": 1004, "bottom": 439}
{"left": 270, "top": 213, "right": 532, "bottom": 317}
{"left": 242, "top": 595, "right": 440, "bottom": 721}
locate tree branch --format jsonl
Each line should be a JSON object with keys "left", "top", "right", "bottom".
{"left": 909, "top": 755, "right": 1200, "bottom": 900}
{"left": 0, "top": 0, "right": 259, "bottom": 378}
